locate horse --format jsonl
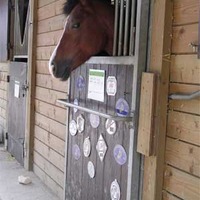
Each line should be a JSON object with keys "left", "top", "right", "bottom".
{"left": 49, "top": 0, "right": 114, "bottom": 81}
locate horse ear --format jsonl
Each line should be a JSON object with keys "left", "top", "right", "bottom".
{"left": 79, "top": 0, "right": 112, "bottom": 7}
{"left": 79, "top": 0, "right": 91, "bottom": 7}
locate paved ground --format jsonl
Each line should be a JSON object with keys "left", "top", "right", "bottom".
{"left": 0, "top": 146, "right": 60, "bottom": 200}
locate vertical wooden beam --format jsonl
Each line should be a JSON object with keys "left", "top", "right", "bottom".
{"left": 142, "top": 0, "right": 173, "bottom": 199}
{"left": 198, "top": 10, "right": 200, "bottom": 59}
{"left": 137, "top": 72, "right": 156, "bottom": 156}
{"left": 24, "top": 0, "right": 37, "bottom": 170}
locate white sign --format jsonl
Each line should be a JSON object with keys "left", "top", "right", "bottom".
{"left": 14, "top": 81, "right": 20, "bottom": 98}
{"left": 105, "top": 119, "right": 117, "bottom": 135}
{"left": 69, "top": 120, "right": 77, "bottom": 136}
{"left": 110, "top": 179, "right": 121, "bottom": 200}
{"left": 77, "top": 114, "right": 85, "bottom": 133}
{"left": 73, "top": 99, "right": 79, "bottom": 113}
{"left": 87, "top": 161, "right": 95, "bottom": 178}
{"left": 83, "top": 137, "right": 91, "bottom": 157}
{"left": 96, "top": 134, "right": 107, "bottom": 162}
{"left": 87, "top": 69, "right": 105, "bottom": 102}
{"left": 106, "top": 76, "right": 117, "bottom": 96}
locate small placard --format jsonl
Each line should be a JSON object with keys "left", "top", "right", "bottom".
{"left": 83, "top": 137, "right": 91, "bottom": 157}
{"left": 113, "top": 145, "right": 127, "bottom": 165}
{"left": 77, "top": 114, "right": 85, "bottom": 133}
{"left": 105, "top": 119, "right": 117, "bottom": 135}
{"left": 14, "top": 81, "right": 20, "bottom": 98}
{"left": 110, "top": 179, "right": 120, "bottom": 200}
{"left": 87, "top": 161, "right": 95, "bottom": 178}
{"left": 72, "top": 144, "right": 81, "bottom": 160}
{"left": 87, "top": 69, "right": 105, "bottom": 102}
{"left": 96, "top": 134, "right": 107, "bottom": 162}
{"left": 73, "top": 99, "right": 79, "bottom": 113}
{"left": 90, "top": 114, "right": 100, "bottom": 128}
{"left": 69, "top": 120, "right": 77, "bottom": 136}
{"left": 115, "top": 98, "right": 130, "bottom": 117}
{"left": 76, "top": 75, "right": 85, "bottom": 90}
{"left": 106, "top": 76, "right": 117, "bottom": 96}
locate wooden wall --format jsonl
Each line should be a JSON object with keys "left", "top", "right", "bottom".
{"left": 163, "top": 0, "right": 200, "bottom": 199}
{"left": 0, "top": 62, "right": 8, "bottom": 142}
{"left": 33, "top": 0, "right": 68, "bottom": 199}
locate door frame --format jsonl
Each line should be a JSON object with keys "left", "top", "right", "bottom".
{"left": 24, "top": 0, "right": 37, "bottom": 170}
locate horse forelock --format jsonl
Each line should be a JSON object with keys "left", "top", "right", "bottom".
{"left": 63, "top": 0, "right": 79, "bottom": 15}
{"left": 63, "top": 0, "right": 112, "bottom": 15}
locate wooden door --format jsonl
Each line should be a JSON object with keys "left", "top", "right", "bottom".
{"left": 65, "top": 63, "right": 140, "bottom": 200}
{"left": 13, "top": 0, "right": 29, "bottom": 57}
{"left": 7, "top": 62, "right": 27, "bottom": 166}
{"left": 0, "top": 0, "right": 9, "bottom": 61}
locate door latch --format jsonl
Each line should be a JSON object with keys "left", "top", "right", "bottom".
{"left": 22, "top": 83, "right": 29, "bottom": 91}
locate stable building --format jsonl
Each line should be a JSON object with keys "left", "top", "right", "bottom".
{"left": 0, "top": 0, "right": 199, "bottom": 199}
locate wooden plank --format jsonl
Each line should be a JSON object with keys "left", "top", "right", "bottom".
{"left": 0, "top": 63, "right": 9, "bottom": 72}
{"left": 0, "top": 72, "right": 8, "bottom": 82}
{"left": 142, "top": 0, "right": 173, "bottom": 199}
{"left": 37, "top": 14, "right": 65, "bottom": 34}
{"left": 0, "top": 107, "right": 6, "bottom": 119}
{"left": 172, "top": 23, "right": 198, "bottom": 54}
{"left": 173, "top": 0, "right": 199, "bottom": 26}
{"left": 198, "top": 15, "right": 200, "bottom": 59}
{"left": 33, "top": 164, "right": 63, "bottom": 199}
{"left": 163, "top": 165, "right": 200, "bottom": 200}
{"left": 24, "top": 0, "right": 37, "bottom": 170}
{"left": 0, "top": 98, "right": 7, "bottom": 110}
{"left": 0, "top": 90, "right": 7, "bottom": 100}
{"left": 35, "top": 112, "right": 66, "bottom": 140}
{"left": 165, "top": 137, "right": 200, "bottom": 177}
{"left": 35, "top": 86, "right": 66, "bottom": 108}
{"left": 34, "top": 125, "right": 65, "bottom": 156}
{"left": 34, "top": 138, "right": 65, "bottom": 172}
{"left": 170, "top": 55, "right": 200, "bottom": 84}
{"left": 0, "top": 116, "right": 6, "bottom": 127}
{"left": 36, "top": 60, "right": 50, "bottom": 74}
{"left": 38, "top": 0, "right": 56, "bottom": 8}
{"left": 169, "top": 83, "right": 200, "bottom": 115}
{"left": 37, "top": 30, "right": 63, "bottom": 47}
{"left": 35, "top": 99, "right": 67, "bottom": 125}
{"left": 34, "top": 151, "right": 64, "bottom": 188}
{"left": 162, "top": 191, "right": 182, "bottom": 200}
{"left": 0, "top": 0, "right": 8, "bottom": 61}
{"left": 167, "top": 111, "right": 200, "bottom": 146}
{"left": 102, "top": 64, "right": 117, "bottom": 200}
{"left": 137, "top": 72, "right": 155, "bottom": 156}
{"left": 37, "top": 0, "right": 65, "bottom": 21}
{"left": 36, "top": 73, "right": 68, "bottom": 93}
{"left": 0, "top": 81, "right": 7, "bottom": 91}
{"left": 36, "top": 46, "right": 55, "bottom": 60}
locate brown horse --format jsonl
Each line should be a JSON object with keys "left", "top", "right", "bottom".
{"left": 49, "top": 0, "right": 114, "bottom": 81}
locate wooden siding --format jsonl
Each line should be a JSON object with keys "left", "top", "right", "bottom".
{"left": 0, "top": 62, "right": 8, "bottom": 139}
{"left": 163, "top": 0, "right": 200, "bottom": 199}
{"left": 34, "top": 0, "right": 68, "bottom": 198}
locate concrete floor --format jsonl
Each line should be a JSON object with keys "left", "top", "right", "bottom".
{"left": 0, "top": 146, "right": 60, "bottom": 200}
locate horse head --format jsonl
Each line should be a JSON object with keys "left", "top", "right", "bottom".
{"left": 49, "top": 0, "right": 114, "bottom": 81}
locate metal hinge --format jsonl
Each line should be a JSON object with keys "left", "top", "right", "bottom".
{"left": 7, "top": 75, "right": 10, "bottom": 83}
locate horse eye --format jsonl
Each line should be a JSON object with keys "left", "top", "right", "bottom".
{"left": 72, "top": 23, "right": 80, "bottom": 29}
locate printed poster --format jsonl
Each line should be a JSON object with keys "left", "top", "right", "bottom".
{"left": 88, "top": 69, "right": 105, "bottom": 102}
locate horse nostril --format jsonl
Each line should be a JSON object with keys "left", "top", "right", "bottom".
{"left": 52, "top": 66, "right": 56, "bottom": 73}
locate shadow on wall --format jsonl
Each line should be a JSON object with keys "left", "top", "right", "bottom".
{"left": 0, "top": 127, "right": 4, "bottom": 143}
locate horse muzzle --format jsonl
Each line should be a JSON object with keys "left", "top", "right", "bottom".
{"left": 49, "top": 59, "right": 71, "bottom": 81}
